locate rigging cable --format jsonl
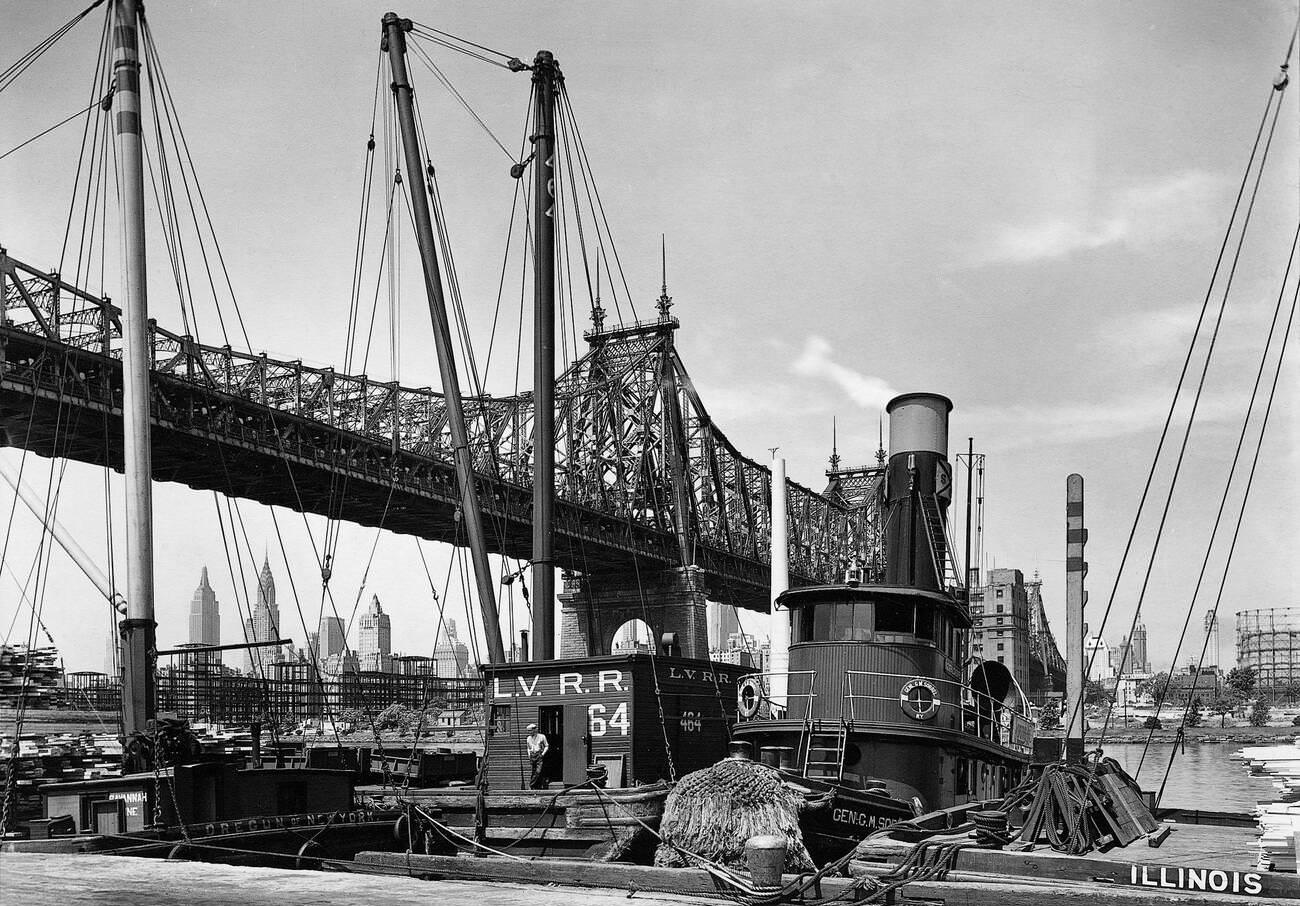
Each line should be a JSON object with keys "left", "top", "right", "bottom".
{"left": 0, "top": 94, "right": 113, "bottom": 162}
{"left": 1065, "top": 48, "right": 1290, "bottom": 743}
{"left": 1099, "top": 51, "right": 1290, "bottom": 746}
{"left": 1147, "top": 222, "right": 1300, "bottom": 793}
{"left": 0, "top": 0, "right": 107, "bottom": 93}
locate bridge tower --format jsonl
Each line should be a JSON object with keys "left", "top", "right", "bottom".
{"left": 555, "top": 256, "right": 714, "bottom": 659}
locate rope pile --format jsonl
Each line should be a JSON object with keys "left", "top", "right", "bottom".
{"left": 654, "top": 757, "right": 814, "bottom": 872}
{"left": 1002, "top": 761, "right": 1106, "bottom": 855}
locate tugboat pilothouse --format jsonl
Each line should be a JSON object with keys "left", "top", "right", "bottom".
{"left": 733, "top": 393, "right": 1033, "bottom": 854}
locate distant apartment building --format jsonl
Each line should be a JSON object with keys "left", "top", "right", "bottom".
{"left": 358, "top": 595, "right": 393, "bottom": 673}
{"left": 968, "top": 568, "right": 1031, "bottom": 690}
{"left": 187, "top": 566, "right": 221, "bottom": 666}
{"left": 1084, "top": 635, "right": 1112, "bottom": 682}
{"left": 712, "top": 631, "right": 765, "bottom": 670}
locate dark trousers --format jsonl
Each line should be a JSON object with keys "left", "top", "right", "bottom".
{"left": 529, "top": 754, "right": 546, "bottom": 790}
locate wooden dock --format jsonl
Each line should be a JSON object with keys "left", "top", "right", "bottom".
{"left": 0, "top": 852, "right": 701, "bottom": 906}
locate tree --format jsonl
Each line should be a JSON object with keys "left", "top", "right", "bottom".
{"left": 1184, "top": 696, "right": 1204, "bottom": 728}
{"left": 1210, "top": 695, "right": 1238, "bottom": 728}
{"left": 1085, "top": 679, "right": 1112, "bottom": 706}
{"left": 1143, "top": 716, "right": 1163, "bottom": 730}
{"left": 1226, "top": 666, "right": 1258, "bottom": 699}
{"left": 1284, "top": 682, "right": 1300, "bottom": 706}
{"left": 1146, "top": 671, "right": 1171, "bottom": 706}
{"left": 1250, "top": 699, "right": 1272, "bottom": 727}
{"left": 1037, "top": 700, "right": 1061, "bottom": 731}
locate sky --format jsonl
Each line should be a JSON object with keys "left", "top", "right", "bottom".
{"left": 1, "top": 1, "right": 1297, "bottom": 677}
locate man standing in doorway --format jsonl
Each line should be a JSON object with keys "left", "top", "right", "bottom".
{"left": 526, "top": 723, "right": 549, "bottom": 789}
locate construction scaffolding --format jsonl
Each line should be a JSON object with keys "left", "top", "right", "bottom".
{"left": 1236, "top": 607, "right": 1300, "bottom": 696}
{"left": 153, "top": 666, "right": 483, "bottom": 726}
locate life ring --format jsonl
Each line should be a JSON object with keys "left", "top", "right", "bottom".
{"left": 899, "top": 678, "right": 941, "bottom": 721}
{"left": 737, "top": 676, "right": 766, "bottom": 719}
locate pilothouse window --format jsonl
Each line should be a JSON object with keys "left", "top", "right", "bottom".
{"left": 915, "top": 603, "right": 936, "bottom": 641}
{"left": 875, "top": 598, "right": 913, "bottom": 634}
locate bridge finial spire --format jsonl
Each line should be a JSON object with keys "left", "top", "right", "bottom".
{"left": 829, "top": 416, "right": 840, "bottom": 470}
{"left": 590, "top": 250, "right": 606, "bottom": 332}
{"left": 656, "top": 234, "right": 673, "bottom": 321}
{"left": 875, "top": 413, "right": 886, "bottom": 465}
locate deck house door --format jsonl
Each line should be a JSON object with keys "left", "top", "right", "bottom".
{"left": 563, "top": 703, "right": 589, "bottom": 784}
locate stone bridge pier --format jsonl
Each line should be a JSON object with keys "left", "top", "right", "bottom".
{"left": 558, "top": 566, "right": 711, "bottom": 659}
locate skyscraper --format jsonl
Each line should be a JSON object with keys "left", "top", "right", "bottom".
{"left": 244, "top": 554, "right": 285, "bottom": 675}
{"left": 358, "top": 595, "right": 392, "bottom": 672}
{"left": 434, "top": 619, "right": 471, "bottom": 677}
{"left": 188, "top": 566, "right": 221, "bottom": 666}
{"left": 317, "top": 615, "right": 346, "bottom": 659}
{"left": 1130, "top": 620, "right": 1150, "bottom": 674}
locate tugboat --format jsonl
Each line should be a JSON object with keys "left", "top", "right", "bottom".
{"left": 732, "top": 392, "right": 1033, "bottom": 861}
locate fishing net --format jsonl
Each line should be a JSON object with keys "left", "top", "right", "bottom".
{"left": 654, "top": 756, "right": 814, "bottom": 872}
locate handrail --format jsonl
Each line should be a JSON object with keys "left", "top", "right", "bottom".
{"left": 741, "top": 666, "right": 1034, "bottom": 756}
{"left": 736, "top": 670, "right": 817, "bottom": 721}
{"left": 842, "top": 668, "right": 1033, "bottom": 721}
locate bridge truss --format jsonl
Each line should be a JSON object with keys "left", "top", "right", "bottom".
{"left": 0, "top": 251, "right": 882, "bottom": 611}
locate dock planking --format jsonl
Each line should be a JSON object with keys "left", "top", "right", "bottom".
{"left": 0, "top": 853, "right": 701, "bottom": 906}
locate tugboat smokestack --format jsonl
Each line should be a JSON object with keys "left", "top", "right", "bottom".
{"left": 883, "top": 393, "right": 954, "bottom": 593}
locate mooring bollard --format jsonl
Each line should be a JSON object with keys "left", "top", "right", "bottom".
{"left": 745, "top": 834, "right": 787, "bottom": 889}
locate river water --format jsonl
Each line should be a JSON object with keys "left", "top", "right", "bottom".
{"left": 1101, "top": 742, "right": 1278, "bottom": 813}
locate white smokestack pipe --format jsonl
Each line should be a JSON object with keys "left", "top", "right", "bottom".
{"left": 0, "top": 461, "right": 126, "bottom": 615}
{"left": 769, "top": 454, "right": 790, "bottom": 711}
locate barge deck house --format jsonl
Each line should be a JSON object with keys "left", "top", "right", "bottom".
{"left": 733, "top": 393, "right": 1033, "bottom": 858}
{"left": 482, "top": 655, "right": 741, "bottom": 792}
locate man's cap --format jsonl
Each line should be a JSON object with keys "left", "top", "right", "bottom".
{"left": 526, "top": 723, "right": 537, "bottom": 730}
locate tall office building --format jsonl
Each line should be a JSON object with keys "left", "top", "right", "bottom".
{"left": 244, "top": 554, "right": 285, "bottom": 675}
{"left": 1130, "top": 620, "right": 1150, "bottom": 674}
{"left": 434, "top": 619, "right": 472, "bottom": 678}
{"left": 358, "top": 595, "right": 392, "bottom": 673}
{"left": 708, "top": 602, "right": 741, "bottom": 652}
{"left": 188, "top": 566, "right": 221, "bottom": 666}
{"left": 317, "top": 615, "right": 347, "bottom": 659}
{"left": 967, "top": 568, "right": 1032, "bottom": 690}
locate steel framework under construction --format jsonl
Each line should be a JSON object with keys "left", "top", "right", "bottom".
{"left": 60, "top": 667, "right": 483, "bottom": 727}
{"left": 1236, "top": 607, "right": 1300, "bottom": 696}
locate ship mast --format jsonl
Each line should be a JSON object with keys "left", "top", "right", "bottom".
{"left": 530, "top": 50, "right": 559, "bottom": 660}
{"left": 381, "top": 13, "right": 506, "bottom": 664}
{"left": 112, "top": 0, "right": 156, "bottom": 750}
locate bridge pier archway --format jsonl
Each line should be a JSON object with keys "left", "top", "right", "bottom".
{"left": 558, "top": 566, "right": 712, "bottom": 660}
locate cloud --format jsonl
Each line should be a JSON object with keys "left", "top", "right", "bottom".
{"left": 972, "top": 170, "right": 1224, "bottom": 265}
{"left": 1101, "top": 298, "right": 1280, "bottom": 370}
{"left": 968, "top": 389, "right": 1243, "bottom": 450}
{"left": 790, "top": 336, "right": 898, "bottom": 410}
